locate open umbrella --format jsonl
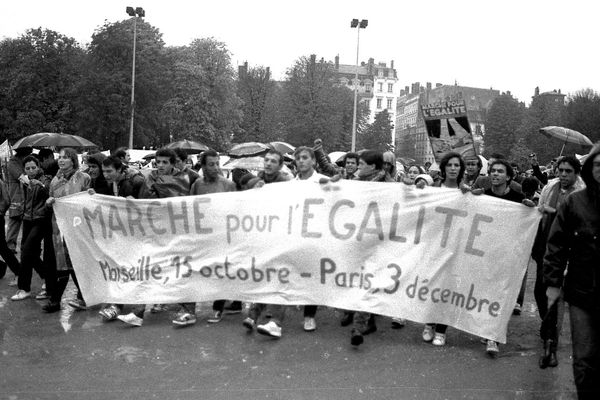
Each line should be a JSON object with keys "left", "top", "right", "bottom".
{"left": 12, "top": 132, "right": 97, "bottom": 149}
{"left": 165, "top": 139, "right": 209, "bottom": 154}
{"left": 222, "top": 156, "right": 264, "bottom": 171}
{"left": 228, "top": 142, "right": 270, "bottom": 158}
{"left": 328, "top": 151, "right": 346, "bottom": 165}
{"left": 539, "top": 126, "right": 594, "bottom": 156}
{"left": 267, "top": 141, "right": 295, "bottom": 154}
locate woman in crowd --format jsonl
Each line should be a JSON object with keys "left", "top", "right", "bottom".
{"left": 422, "top": 151, "right": 465, "bottom": 346}
{"left": 403, "top": 165, "right": 425, "bottom": 185}
{"left": 10, "top": 155, "right": 54, "bottom": 301}
{"left": 86, "top": 153, "right": 111, "bottom": 195}
{"left": 42, "top": 148, "right": 91, "bottom": 313}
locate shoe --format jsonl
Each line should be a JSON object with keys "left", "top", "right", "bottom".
{"left": 422, "top": 325, "right": 435, "bottom": 342}
{"left": 242, "top": 317, "right": 256, "bottom": 331}
{"left": 41, "top": 283, "right": 46, "bottom": 290}
{"left": 35, "top": 288, "right": 49, "bottom": 300}
{"left": 99, "top": 305, "right": 119, "bottom": 321}
{"left": 42, "top": 301, "right": 61, "bottom": 313}
{"left": 256, "top": 320, "right": 282, "bottom": 338}
{"left": 150, "top": 304, "right": 166, "bottom": 313}
{"left": 207, "top": 311, "right": 222, "bottom": 324}
{"left": 512, "top": 304, "right": 522, "bottom": 315}
{"left": 350, "top": 328, "right": 364, "bottom": 346}
{"left": 303, "top": 317, "right": 316, "bottom": 332}
{"left": 117, "top": 313, "right": 143, "bottom": 327}
{"left": 391, "top": 317, "right": 406, "bottom": 329}
{"left": 224, "top": 302, "right": 242, "bottom": 315}
{"left": 486, "top": 340, "right": 499, "bottom": 356}
{"left": 432, "top": 333, "right": 446, "bottom": 346}
{"left": 340, "top": 311, "right": 354, "bottom": 327}
{"left": 172, "top": 312, "right": 197, "bottom": 327}
{"left": 68, "top": 298, "right": 87, "bottom": 311}
{"left": 11, "top": 290, "right": 31, "bottom": 301}
{"left": 8, "top": 276, "right": 18, "bottom": 287}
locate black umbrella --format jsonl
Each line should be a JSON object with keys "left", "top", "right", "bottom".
{"left": 165, "top": 139, "right": 209, "bottom": 154}
{"left": 12, "top": 132, "right": 97, "bottom": 149}
{"left": 228, "top": 142, "right": 270, "bottom": 158}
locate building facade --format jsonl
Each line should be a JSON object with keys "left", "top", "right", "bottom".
{"left": 334, "top": 56, "right": 400, "bottom": 146}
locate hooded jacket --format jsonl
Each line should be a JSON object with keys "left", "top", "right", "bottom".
{"left": 543, "top": 143, "right": 600, "bottom": 312}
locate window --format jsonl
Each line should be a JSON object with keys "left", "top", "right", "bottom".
{"left": 365, "top": 83, "right": 371, "bottom": 93}
{"left": 378, "top": 82, "right": 383, "bottom": 92}
{"left": 376, "top": 98, "right": 382, "bottom": 109}
{"left": 388, "top": 83, "right": 393, "bottom": 93}
{"left": 387, "top": 98, "right": 393, "bottom": 109}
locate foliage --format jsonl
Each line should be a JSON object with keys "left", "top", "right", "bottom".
{"left": 565, "top": 89, "right": 600, "bottom": 146}
{"left": 358, "top": 109, "right": 394, "bottom": 152}
{"left": 483, "top": 93, "right": 525, "bottom": 157}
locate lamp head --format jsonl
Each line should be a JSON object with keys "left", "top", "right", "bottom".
{"left": 350, "top": 19, "right": 359, "bottom": 28}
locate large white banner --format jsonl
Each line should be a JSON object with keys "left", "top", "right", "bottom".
{"left": 54, "top": 181, "right": 540, "bottom": 342}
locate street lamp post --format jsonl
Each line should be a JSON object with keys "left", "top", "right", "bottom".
{"left": 126, "top": 6, "right": 145, "bottom": 150}
{"left": 350, "top": 18, "right": 368, "bottom": 152}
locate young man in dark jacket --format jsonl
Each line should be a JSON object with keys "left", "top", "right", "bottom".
{"left": 544, "top": 144, "right": 600, "bottom": 399}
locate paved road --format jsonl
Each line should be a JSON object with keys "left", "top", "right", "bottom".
{"left": 0, "top": 260, "right": 576, "bottom": 400}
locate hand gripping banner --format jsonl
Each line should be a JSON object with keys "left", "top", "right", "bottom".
{"left": 53, "top": 181, "right": 540, "bottom": 342}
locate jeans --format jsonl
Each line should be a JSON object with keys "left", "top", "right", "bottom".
{"left": 0, "top": 216, "right": 21, "bottom": 278}
{"left": 18, "top": 218, "right": 53, "bottom": 292}
{"left": 534, "top": 257, "right": 563, "bottom": 343}
{"left": 569, "top": 304, "right": 600, "bottom": 399}
{"left": 304, "top": 305, "right": 317, "bottom": 318}
{"left": 516, "top": 264, "right": 528, "bottom": 307}
{"left": 5, "top": 215, "right": 22, "bottom": 253}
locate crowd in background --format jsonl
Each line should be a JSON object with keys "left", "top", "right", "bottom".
{"left": 1, "top": 138, "right": 598, "bottom": 399}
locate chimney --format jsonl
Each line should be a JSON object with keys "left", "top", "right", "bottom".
{"left": 390, "top": 60, "right": 394, "bottom": 69}
{"left": 426, "top": 82, "right": 432, "bottom": 91}
{"left": 436, "top": 83, "right": 442, "bottom": 88}
{"left": 265, "top": 67, "right": 270, "bottom": 80}
{"left": 405, "top": 85, "right": 410, "bottom": 94}
{"left": 238, "top": 62, "right": 247, "bottom": 79}
{"left": 400, "top": 89, "right": 405, "bottom": 96}
{"left": 368, "top": 57, "right": 374, "bottom": 74}
{"left": 534, "top": 86, "right": 540, "bottom": 96}
{"left": 335, "top": 55, "right": 339, "bottom": 70}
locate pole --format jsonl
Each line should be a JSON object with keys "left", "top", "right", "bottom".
{"left": 351, "top": 25, "right": 360, "bottom": 153}
{"left": 128, "top": 16, "right": 137, "bottom": 150}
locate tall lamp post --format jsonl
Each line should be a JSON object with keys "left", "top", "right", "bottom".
{"left": 350, "top": 18, "right": 368, "bottom": 152}
{"left": 126, "top": 6, "right": 145, "bottom": 150}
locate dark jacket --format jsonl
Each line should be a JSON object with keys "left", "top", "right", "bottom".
{"left": 22, "top": 172, "right": 52, "bottom": 220}
{"left": 114, "top": 170, "right": 146, "bottom": 199}
{"left": 6, "top": 156, "right": 25, "bottom": 217}
{"left": 543, "top": 144, "right": 600, "bottom": 312}
{"left": 0, "top": 178, "right": 9, "bottom": 215}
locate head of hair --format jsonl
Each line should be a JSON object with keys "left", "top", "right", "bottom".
{"left": 37, "top": 148, "right": 54, "bottom": 160}
{"left": 102, "top": 156, "right": 125, "bottom": 171}
{"left": 60, "top": 147, "right": 79, "bottom": 170}
{"left": 556, "top": 155, "right": 581, "bottom": 174}
{"left": 239, "top": 172, "right": 256, "bottom": 188}
{"left": 293, "top": 146, "right": 315, "bottom": 160}
{"left": 265, "top": 149, "right": 284, "bottom": 165}
{"left": 86, "top": 153, "right": 107, "bottom": 168}
{"left": 439, "top": 152, "right": 465, "bottom": 184}
{"left": 359, "top": 150, "right": 384, "bottom": 170}
{"left": 581, "top": 143, "right": 600, "bottom": 201}
{"left": 112, "top": 147, "right": 128, "bottom": 160}
{"left": 344, "top": 152, "right": 359, "bottom": 164}
{"left": 489, "top": 152, "right": 505, "bottom": 160}
{"left": 15, "top": 146, "right": 33, "bottom": 157}
{"left": 200, "top": 149, "right": 219, "bottom": 166}
{"left": 174, "top": 148, "right": 188, "bottom": 162}
{"left": 489, "top": 159, "right": 515, "bottom": 181}
{"left": 23, "top": 155, "right": 41, "bottom": 167}
{"left": 154, "top": 148, "right": 177, "bottom": 165}
{"left": 521, "top": 176, "right": 540, "bottom": 196}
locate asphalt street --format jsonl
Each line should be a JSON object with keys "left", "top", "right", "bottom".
{"left": 0, "top": 258, "right": 576, "bottom": 400}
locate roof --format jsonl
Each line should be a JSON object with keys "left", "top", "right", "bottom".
{"left": 337, "top": 64, "right": 368, "bottom": 75}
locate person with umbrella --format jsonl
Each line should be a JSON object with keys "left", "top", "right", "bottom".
{"left": 543, "top": 143, "right": 600, "bottom": 399}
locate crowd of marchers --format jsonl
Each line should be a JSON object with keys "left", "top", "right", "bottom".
{"left": 1, "top": 139, "right": 599, "bottom": 400}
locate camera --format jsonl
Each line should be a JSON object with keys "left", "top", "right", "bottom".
{"left": 529, "top": 153, "right": 536, "bottom": 158}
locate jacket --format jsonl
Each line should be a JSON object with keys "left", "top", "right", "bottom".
{"left": 6, "top": 156, "right": 25, "bottom": 217}
{"left": 543, "top": 144, "right": 600, "bottom": 312}
{"left": 22, "top": 172, "right": 52, "bottom": 220}
{"left": 50, "top": 169, "right": 91, "bottom": 199}
{"left": 113, "top": 170, "right": 146, "bottom": 198}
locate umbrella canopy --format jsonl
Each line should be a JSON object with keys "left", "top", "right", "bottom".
{"left": 222, "top": 156, "right": 264, "bottom": 170}
{"left": 228, "top": 142, "right": 270, "bottom": 158}
{"left": 12, "top": 132, "right": 97, "bottom": 149}
{"left": 539, "top": 126, "right": 594, "bottom": 148}
{"left": 267, "top": 141, "right": 295, "bottom": 154}
{"left": 165, "top": 139, "right": 209, "bottom": 154}
{"left": 328, "top": 151, "right": 346, "bottom": 166}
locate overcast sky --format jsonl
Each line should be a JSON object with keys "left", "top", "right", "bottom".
{"left": 1, "top": 0, "right": 598, "bottom": 104}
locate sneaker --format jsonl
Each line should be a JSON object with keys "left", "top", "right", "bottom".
{"left": 422, "top": 325, "right": 435, "bottom": 342}
{"left": 35, "top": 288, "right": 49, "bottom": 300}
{"left": 486, "top": 340, "right": 499, "bottom": 356}
{"left": 207, "top": 311, "right": 222, "bottom": 324}
{"left": 303, "top": 317, "right": 317, "bottom": 332}
{"left": 172, "top": 312, "right": 197, "bottom": 327}
{"left": 11, "top": 290, "right": 31, "bottom": 301}
{"left": 256, "top": 320, "right": 282, "bottom": 338}
{"left": 8, "top": 276, "right": 18, "bottom": 287}
{"left": 350, "top": 328, "right": 364, "bottom": 346}
{"left": 68, "top": 298, "right": 87, "bottom": 311}
{"left": 150, "top": 304, "right": 166, "bottom": 313}
{"left": 432, "top": 333, "right": 446, "bottom": 346}
{"left": 391, "top": 317, "right": 406, "bottom": 329}
{"left": 224, "top": 302, "right": 243, "bottom": 315}
{"left": 513, "top": 304, "right": 522, "bottom": 316}
{"left": 99, "top": 305, "right": 119, "bottom": 321}
{"left": 117, "top": 313, "right": 143, "bottom": 327}
{"left": 242, "top": 317, "right": 256, "bottom": 331}
{"left": 42, "top": 301, "right": 61, "bottom": 313}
